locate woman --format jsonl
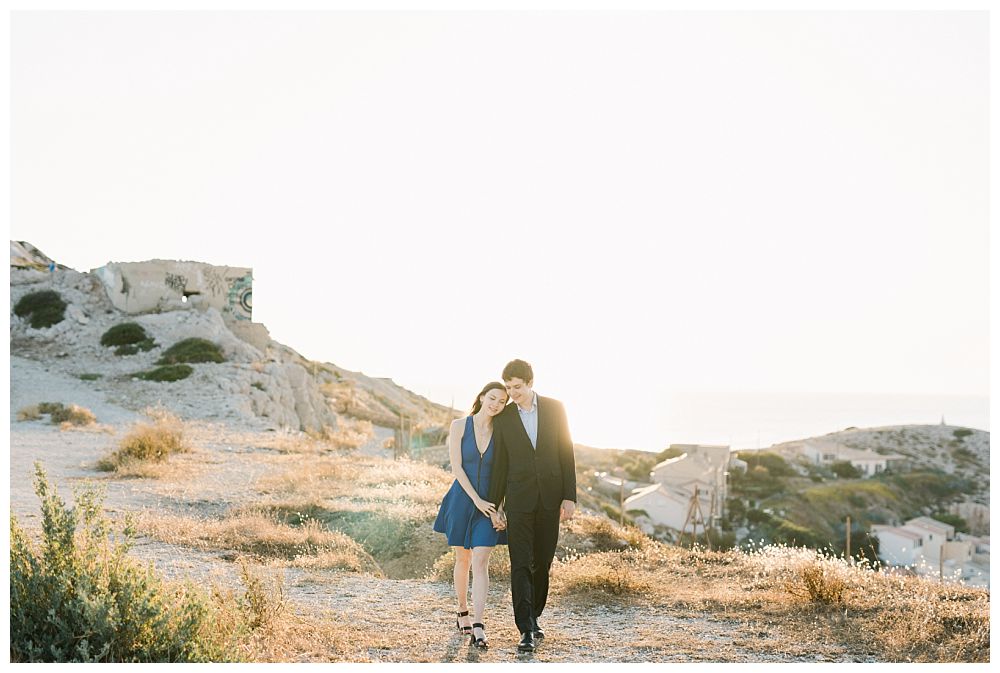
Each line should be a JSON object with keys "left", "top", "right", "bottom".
{"left": 432, "top": 381, "right": 509, "bottom": 649}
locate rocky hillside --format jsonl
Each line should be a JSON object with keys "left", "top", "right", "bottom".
{"left": 770, "top": 425, "right": 990, "bottom": 506}
{"left": 9, "top": 242, "right": 454, "bottom": 439}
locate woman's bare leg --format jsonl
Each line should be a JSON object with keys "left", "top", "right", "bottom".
{"left": 454, "top": 547, "right": 473, "bottom": 631}
{"left": 471, "top": 546, "right": 492, "bottom": 641}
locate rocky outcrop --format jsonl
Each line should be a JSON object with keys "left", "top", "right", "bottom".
{"left": 10, "top": 241, "right": 451, "bottom": 434}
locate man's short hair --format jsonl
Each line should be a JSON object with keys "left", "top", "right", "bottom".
{"left": 502, "top": 359, "right": 534, "bottom": 384}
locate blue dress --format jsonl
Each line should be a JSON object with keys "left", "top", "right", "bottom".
{"left": 433, "top": 416, "right": 508, "bottom": 548}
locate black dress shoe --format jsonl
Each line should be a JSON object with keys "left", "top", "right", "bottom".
{"left": 517, "top": 632, "right": 536, "bottom": 653}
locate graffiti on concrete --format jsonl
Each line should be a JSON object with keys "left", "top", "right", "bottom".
{"left": 164, "top": 273, "right": 187, "bottom": 294}
{"left": 227, "top": 274, "right": 253, "bottom": 321}
{"left": 203, "top": 268, "right": 227, "bottom": 296}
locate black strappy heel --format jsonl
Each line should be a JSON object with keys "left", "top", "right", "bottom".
{"left": 471, "top": 622, "right": 488, "bottom": 649}
{"left": 456, "top": 610, "right": 471, "bottom": 635}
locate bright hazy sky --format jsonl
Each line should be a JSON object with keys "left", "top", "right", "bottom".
{"left": 10, "top": 10, "right": 989, "bottom": 449}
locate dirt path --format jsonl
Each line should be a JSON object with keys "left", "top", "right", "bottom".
{"left": 9, "top": 356, "right": 870, "bottom": 663}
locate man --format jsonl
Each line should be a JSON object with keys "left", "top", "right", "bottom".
{"left": 488, "top": 359, "right": 577, "bottom": 653}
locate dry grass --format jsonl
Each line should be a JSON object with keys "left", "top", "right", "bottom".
{"left": 307, "top": 417, "right": 375, "bottom": 451}
{"left": 428, "top": 546, "right": 512, "bottom": 582}
{"left": 136, "top": 509, "right": 383, "bottom": 576}
{"left": 16, "top": 404, "right": 42, "bottom": 421}
{"left": 16, "top": 402, "right": 96, "bottom": 426}
{"left": 557, "top": 513, "right": 653, "bottom": 556}
{"left": 740, "top": 544, "right": 990, "bottom": 662}
{"left": 193, "top": 558, "right": 363, "bottom": 662}
{"left": 50, "top": 403, "right": 97, "bottom": 426}
{"left": 552, "top": 549, "right": 652, "bottom": 597}
{"left": 96, "top": 407, "right": 188, "bottom": 473}
{"left": 253, "top": 454, "right": 454, "bottom": 578}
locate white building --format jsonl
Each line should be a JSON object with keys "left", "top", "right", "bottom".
{"left": 648, "top": 444, "right": 736, "bottom": 523}
{"left": 624, "top": 483, "right": 707, "bottom": 533}
{"left": 872, "top": 516, "right": 962, "bottom": 569}
{"left": 781, "top": 439, "right": 907, "bottom": 477}
{"left": 871, "top": 525, "right": 925, "bottom": 566}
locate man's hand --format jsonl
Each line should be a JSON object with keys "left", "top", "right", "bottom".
{"left": 490, "top": 509, "right": 507, "bottom": 531}
{"left": 559, "top": 499, "right": 576, "bottom": 522}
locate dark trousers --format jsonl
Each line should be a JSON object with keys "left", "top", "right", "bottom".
{"left": 506, "top": 502, "right": 561, "bottom": 635}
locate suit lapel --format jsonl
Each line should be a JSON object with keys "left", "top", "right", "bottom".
{"left": 504, "top": 400, "right": 534, "bottom": 453}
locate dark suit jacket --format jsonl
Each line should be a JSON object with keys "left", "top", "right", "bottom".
{"left": 487, "top": 395, "right": 577, "bottom": 513}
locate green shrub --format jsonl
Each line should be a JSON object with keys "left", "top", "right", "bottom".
{"left": 830, "top": 461, "right": 862, "bottom": 479}
{"left": 115, "top": 339, "right": 156, "bottom": 356}
{"left": 136, "top": 365, "right": 193, "bottom": 382}
{"left": 770, "top": 518, "right": 827, "bottom": 549}
{"left": 953, "top": 428, "right": 973, "bottom": 440}
{"left": 156, "top": 338, "right": 224, "bottom": 365}
{"left": 101, "top": 322, "right": 149, "bottom": 347}
{"left": 9, "top": 463, "right": 231, "bottom": 662}
{"left": 78, "top": 373, "right": 102, "bottom": 381}
{"left": 930, "top": 511, "right": 969, "bottom": 534}
{"left": 738, "top": 451, "right": 797, "bottom": 477}
{"left": 14, "top": 290, "right": 67, "bottom": 329}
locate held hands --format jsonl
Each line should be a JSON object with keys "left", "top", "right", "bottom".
{"left": 559, "top": 499, "right": 576, "bottom": 522}
{"left": 490, "top": 508, "right": 507, "bottom": 531}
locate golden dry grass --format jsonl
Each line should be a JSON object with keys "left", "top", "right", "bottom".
{"left": 96, "top": 407, "right": 188, "bottom": 473}
{"left": 544, "top": 532, "right": 989, "bottom": 663}
{"left": 136, "top": 509, "right": 383, "bottom": 576}
{"left": 428, "top": 546, "right": 512, "bottom": 582}
{"left": 16, "top": 404, "right": 42, "bottom": 421}
{"left": 306, "top": 417, "right": 375, "bottom": 451}
{"left": 17, "top": 402, "right": 96, "bottom": 426}
{"left": 253, "top": 453, "right": 454, "bottom": 578}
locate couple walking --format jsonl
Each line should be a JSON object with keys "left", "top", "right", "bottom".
{"left": 432, "top": 358, "right": 577, "bottom": 653}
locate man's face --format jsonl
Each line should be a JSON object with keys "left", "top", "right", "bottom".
{"left": 504, "top": 377, "right": 533, "bottom": 409}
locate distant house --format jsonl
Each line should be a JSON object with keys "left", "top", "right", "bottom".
{"left": 624, "top": 483, "right": 707, "bottom": 533}
{"left": 635, "top": 444, "right": 739, "bottom": 530}
{"left": 872, "top": 516, "right": 962, "bottom": 568}
{"left": 782, "top": 439, "right": 907, "bottom": 476}
{"left": 871, "top": 525, "right": 925, "bottom": 566}
{"left": 592, "top": 472, "right": 644, "bottom": 498}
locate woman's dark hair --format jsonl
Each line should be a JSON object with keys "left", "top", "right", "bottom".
{"left": 502, "top": 358, "right": 533, "bottom": 384}
{"left": 471, "top": 381, "right": 507, "bottom": 415}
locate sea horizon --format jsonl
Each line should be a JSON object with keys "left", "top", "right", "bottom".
{"left": 578, "top": 391, "right": 990, "bottom": 454}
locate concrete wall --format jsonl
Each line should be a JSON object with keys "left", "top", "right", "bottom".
{"left": 91, "top": 259, "right": 252, "bottom": 320}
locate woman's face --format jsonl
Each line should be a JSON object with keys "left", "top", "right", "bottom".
{"left": 480, "top": 388, "right": 509, "bottom": 417}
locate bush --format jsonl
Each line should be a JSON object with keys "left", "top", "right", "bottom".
{"left": 552, "top": 550, "right": 650, "bottom": 597}
{"left": 10, "top": 463, "right": 230, "bottom": 662}
{"left": 16, "top": 402, "right": 95, "bottom": 426}
{"left": 136, "top": 365, "right": 193, "bottom": 382}
{"left": 78, "top": 373, "right": 102, "bottom": 381}
{"left": 16, "top": 405, "right": 43, "bottom": 421}
{"left": 785, "top": 557, "right": 849, "bottom": 605}
{"left": 738, "top": 451, "right": 797, "bottom": 477}
{"left": 115, "top": 339, "right": 157, "bottom": 356}
{"left": 953, "top": 428, "right": 973, "bottom": 440}
{"left": 50, "top": 404, "right": 97, "bottom": 427}
{"left": 156, "top": 338, "right": 224, "bottom": 365}
{"left": 930, "top": 512, "right": 969, "bottom": 534}
{"left": 830, "top": 461, "right": 862, "bottom": 479}
{"left": 97, "top": 409, "right": 187, "bottom": 471}
{"left": 14, "top": 290, "right": 68, "bottom": 329}
{"left": 101, "top": 322, "right": 150, "bottom": 347}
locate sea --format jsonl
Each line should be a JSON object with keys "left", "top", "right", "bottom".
{"left": 579, "top": 391, "right": 990, "bottom": 453}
